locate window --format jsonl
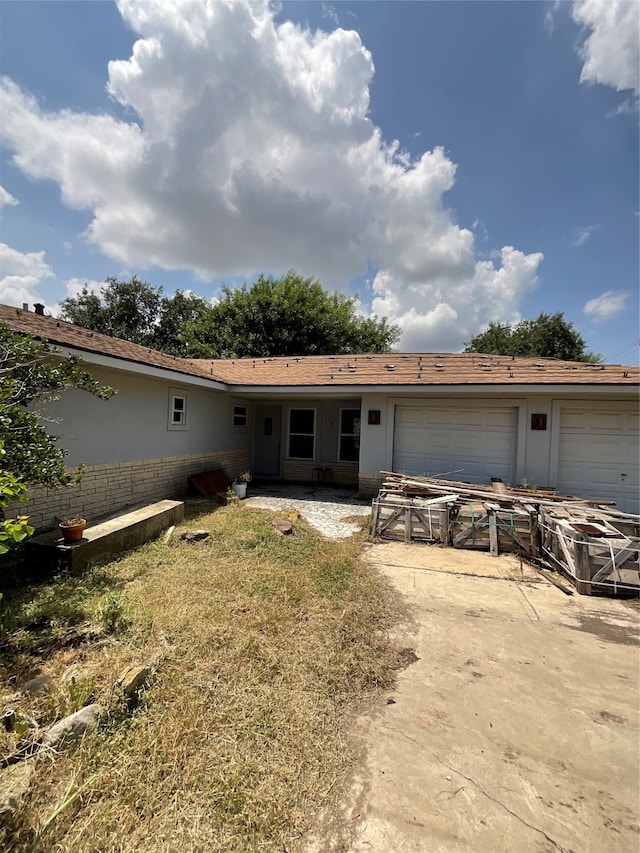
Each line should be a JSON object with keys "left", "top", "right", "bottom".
{"left": 288, "top": 408, "right": 315, "bottom": 459}
{"left": 233, "top": 404, "right": 248, "bottom": 428}
{"left": 168, "top": 389, "right": 188, "bottom": 430}
{"left": 339, "top": 409, "right": 361, "bottom": 462}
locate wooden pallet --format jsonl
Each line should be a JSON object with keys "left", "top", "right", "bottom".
{"left": 370, "top": 494, "right": 538, "bottom": 557}
{"left": 370, "top": 473, "right": 639, "bottom": 595}
{"left": 370, "top": 494, "right": 453, "bottom": 544}
{"left": 539, "top": 508, "right": 639, "bottom": 595}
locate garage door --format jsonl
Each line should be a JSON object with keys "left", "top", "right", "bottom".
{"left": 557, "top": 407, "right": 639, "bottom": 513}
{"left": 393, "top": 405, "right": 517, "bottom": 485}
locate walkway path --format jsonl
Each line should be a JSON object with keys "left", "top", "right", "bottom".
{"left": 246, "top": 484, "right": 371, "bottom": 539}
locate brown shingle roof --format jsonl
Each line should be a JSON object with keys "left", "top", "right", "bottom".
{"left": 0, "top": 304, "right": 216, "bottom": 381}
{"left": 1, "top": 304, "right": 637, "bottom": 388}
{"left": 191, "top": 352, "right": 639, "bottom": 387}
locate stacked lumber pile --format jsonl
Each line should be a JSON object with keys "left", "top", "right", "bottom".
{"left": 370, "top": 472, "right": 640, "bottom": 595}
{"left": 370, "top": 473, "right": 541, "bottom": 557}
{"left": 540, "top": 504, "right": 639, "bottom": 595}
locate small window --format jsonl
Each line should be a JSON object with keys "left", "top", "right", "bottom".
{"left": 288, "top": 408, "right": 315, "bottom": 459}
{"left": 168, "top": 389, "right": 188, "bottom": 430}
{"left": 339, "top": 409, "right": 361, "bottom": 462}
{"left": 233, "top": 404, "right": 248, "bottom": 428}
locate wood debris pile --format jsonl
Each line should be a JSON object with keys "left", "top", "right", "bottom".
{"left": 370, "top": 472, "right": 639, "bottom": 596}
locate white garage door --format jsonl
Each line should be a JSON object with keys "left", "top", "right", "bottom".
{"left": 393, "top": 405, "right": 517, "bottom": 485}
{"left": 557, "top": 407, "right": 639, "bottom": 513}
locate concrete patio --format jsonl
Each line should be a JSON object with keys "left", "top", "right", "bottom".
{"left": 245, "top": 483, "right": 371, "bottom": 539}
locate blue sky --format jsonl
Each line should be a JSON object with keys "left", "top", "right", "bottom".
{"left": 0, "top": 0, "right": 638, "bottom": 361}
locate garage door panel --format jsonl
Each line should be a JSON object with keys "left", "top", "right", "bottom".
{"left": 625, "top": 411, "right": 639, "bottom": 432}
{"left": 557, "top": 406, "right": 639, "bottom": 513}
{"left": 486, "top": 434, "right": 516, "bottom": 453}
{"left": 393, "top": 405, "right": 517, "bottom": 485}
{"left": 560, "top": 464, "right": 621, "bottom": 488}
{"left": 426, "top": 410, "right": 455, "bottom": 427}
{"left": 396, "top": 408, "right": 429, "bottom": 427}
{"left": 476, "top": 410, "right": 514, "bottom": 430}
{"left": 453, "top": 410, "right": 486, "bottom": 428}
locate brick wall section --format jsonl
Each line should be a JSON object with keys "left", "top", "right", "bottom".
{"left": 10, "top": 449, "right": 250, "bottom": 531}
{"left": 358, "top": 473, "right": 384, "bottom": 499}
{"left": 282, "top": 459, "right": 359, "bottom": 487}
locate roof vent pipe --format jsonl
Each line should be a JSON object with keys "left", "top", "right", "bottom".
{"left": 22, "top": 303, "right": 29, "bottom": 311}
{"left": 34, "top": 303, "right": 45, "bottom": 316}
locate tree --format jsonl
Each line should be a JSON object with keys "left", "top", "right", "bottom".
{"left": 188, "top": 271, "right": 401, "bottom": 357}
{"left": 0, "top": 325, "right": 115, "bottom": 488}
{"left": 61, "top": 272, "right": 400, "bottom": 358}
{"left": 0, "top": 456, "right": 33, "bottom": 556}
{"left": 153, "top": 290, "right": 215, "bottom": 357}
{"left": 0, "top": 324, "right": 115, "bottom": 557}
{"left": 61, "top": 278, "right": 214, "bottom": 357}
{"left": 464, "top": 312, "right": 601, "bottom": 362}
{"left": 60, "top": 276, "right": 162, "bottom": 347}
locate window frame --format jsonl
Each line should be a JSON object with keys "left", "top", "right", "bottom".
{"left": 338, "top": 408, "right": 361, "bottom": 462}
{"left": 287, "top": 407, "right": 316, "bottom": 460}
{"left": 232, "top": 403, "right": 248, "bottom": 429}
{"left": 168, "top": 388, "right": 188, "bottom": 431}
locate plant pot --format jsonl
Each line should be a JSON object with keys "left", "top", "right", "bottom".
{"left": 231, "top": 483, "right": 247, "bottom": 499}
{"left": 59, "top": 518, "right": 87, "bottom": 543}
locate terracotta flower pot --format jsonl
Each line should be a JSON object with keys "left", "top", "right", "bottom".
{"left": 59, "top": 518, "right": 87, "bottom": 543}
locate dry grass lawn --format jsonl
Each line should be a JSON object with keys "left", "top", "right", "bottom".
{"left": 0, "top": 500, "right": 405, "bottom": 852}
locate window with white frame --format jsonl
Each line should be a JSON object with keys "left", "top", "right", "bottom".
{"left": 233, "top": 404, "right": 248, "bottom": 428}
{"left": 339, "top": 409, "right": 361, "bottom": 462}
{"left": 168, "top": 389, "right": 188, "bottom": 430}
{"left": 288, "top": 408, "right": 315, "bottom": 459}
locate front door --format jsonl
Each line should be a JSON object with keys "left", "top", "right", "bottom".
{"left": 253, "top": 405, "right": 282, "bottom": 477}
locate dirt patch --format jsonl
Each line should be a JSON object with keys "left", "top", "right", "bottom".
{"left": 570, "top": 613, "right": 640, "bottom": 647}
{"left": 365, "top": 540, "right": 540, "bottom": 582}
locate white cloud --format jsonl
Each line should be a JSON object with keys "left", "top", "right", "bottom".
{"left": 583, "top": 289, "right": 630, "bottom": 321}
{"left": 372, "top": 246, "right": 543, "bottom": 351}
{"left": 544, "top": 1, "right": 562, "bottom": 36}
{"left": 45, "top": 277, "right": 106, "bottom": 319}
{"left": 321, "top": 3, "right": 340, "bottom": 28}
{"left": 0, "top": 242, "right": 53, "bottom": 307}
{"left": 0, "top": 0, "right": 544, "bottom": 351}
{"left": 0, "top": 185, "right": 18, "bottom": 209}
{"left": 64, "top": 277, "right": 105, "bottom": 299}
{"left": 570, "top": 223, "right": 600, "bottom": 247}
{"left": 572, "top": 0, "right": 640, "bottom": 96}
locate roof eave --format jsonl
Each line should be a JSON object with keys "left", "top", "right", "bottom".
{"left": 219, "top": 382, "right": 640, "bottom": 395}
{"left": 57, "top": 347, "right": 229, "bottom": 390}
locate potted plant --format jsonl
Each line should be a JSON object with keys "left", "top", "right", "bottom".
{"left": 58, "top": 517, "right": 87, "bottom": 543}
{"left": 231, "top": 471, "right": 251, "bottom": 499}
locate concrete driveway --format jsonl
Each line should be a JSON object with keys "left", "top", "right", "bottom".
{"left": 311, "top": 543, "right": 639, "bottom": 853}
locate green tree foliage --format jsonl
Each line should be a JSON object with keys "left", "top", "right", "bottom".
{"left": 0, "top": 454, "right": 33, "bottom": 556}
{"left": 153, "top": 290, "right": 215, "bottom": 357}
{"left": 0, "top": 325, "right": 115, "bottom": 488}
{"left": 464, "top": 312, "right": 601, "bottom": 362}
{"left": 189, "top": 271, "right": 401, "bottom": 357}
{"left": 60, "top": 276, "right": 161, "bottom": 345}
{"left": 0, "top": 325, "right": 115, "bottom": 557}
{"left": 60, "top": 272, "right": 400, "bottom": 358}
{"left": 60, "top": 278, "right": 213, "bottom": 357}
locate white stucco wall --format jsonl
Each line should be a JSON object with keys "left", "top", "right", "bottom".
{"left": 41, "top": 365, "right": 245, "bottom": 467}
